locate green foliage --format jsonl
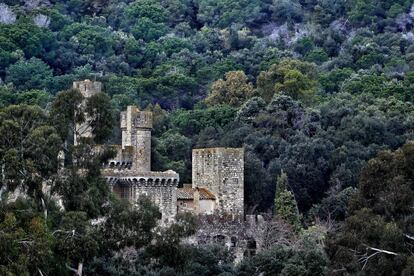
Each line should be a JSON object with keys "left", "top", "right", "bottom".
{"left": 256, "top": 59, "right": 318, "bottom": 103}
{"left": 50, "top": 88, "right": 113, "bottom": 144}
{"left": 197, "top": 0, "right": 266, "bottom": 28}
{"left": 0, "top": 210, "right": 54, "bottom": 275}
{"left": 59, "top": 23, "right": 115, "bottom": 57}
{"left": 0, "top": 105, "right": 60, "bottom": 199}
{"left": 274, "top": 172, "right": 301, "bottom": 231}
{"left": 130, "top": 18, "right": 168, "bottom": 42}
{"left": 5, "top": 58, "right": 53, "bottom": 91}
{"left": 55, "top": 211, "right": 99, "bottom": 268}
{"left": 2, "top": 1, "right": 414, "bottom": 273}
{"left": 327, "top": 142, "right": 414, "bottom": 274}
{"left": 271, "top": 0, "right": 304, "bottom": 24}
{"left": 85, "top": 93, "right": 114, "bottom": 144}
{"left": 205, "top": 70, "right": 255, "bottom": 107}
{"left": 124, "top": 0, "right": 168, "bottom": 24}
{"left": 308, "top": 187, "right": 357, "bottom": 221}
{"left": 238, "top": 243, "right": 327, "bottom": 275}
{"left": 170, "top": 105, "right": 237, "bottom": 136}
{"left": 54, "top": 143, "right": 115, "bottom": 219}
{"left": 96, "top": 196, "right": 161, "bottom": 252}
{"left": 319, "top": 68, "right": 353, "bottom": 94}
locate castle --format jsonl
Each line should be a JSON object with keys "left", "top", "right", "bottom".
{"left": 73, "top": 80, "right": 244, "bottom": 223}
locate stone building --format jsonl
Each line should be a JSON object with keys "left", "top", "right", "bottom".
{"left": 102, "top": 105, "right": 179, "bottom": 223}
{"left": 73, "top": 80, "right": 102, "bottom": 145}
{"left": 176, "top": 184, "right": 216, "bottom": 214}
{"left": 71, "top": 80, "right": 245, "bottom": 223}
{"left": 67, "top": 80, "right": 267, "bottom": 261}
{"left": 190, "top": 148, "right": 244, "bottom": 216}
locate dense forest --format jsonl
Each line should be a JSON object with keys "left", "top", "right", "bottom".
{"left": 1, "top": 0, "right": 414, "bottom": 275}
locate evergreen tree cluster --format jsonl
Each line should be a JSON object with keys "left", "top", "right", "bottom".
{"left": 1, "top": 0, "right": 414, "bottom": 274}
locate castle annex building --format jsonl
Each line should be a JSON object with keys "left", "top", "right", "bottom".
{"left": 74, "top": 80, "right": 244, "bottom": 222}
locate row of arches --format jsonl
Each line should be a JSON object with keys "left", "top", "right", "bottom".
{"left": 121, "top": 177, "right": 179, "bottom": 186}
{"left": 104, "top": 161, "right": 133, "bottom": 169}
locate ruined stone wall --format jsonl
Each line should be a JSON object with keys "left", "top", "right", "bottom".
{"left": 73, "top": 79, "right": 102, "bottom": 97}
{"left": 192, "top": 148, "right": 244, "bottom": 216}
{"left": 187, "top": 214, "right": 264, "bottom": 263}
{"left": 73, "top": 80, "right": 102, "bottom": 145}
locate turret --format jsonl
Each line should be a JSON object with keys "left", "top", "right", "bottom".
{"left": 121, "top": 106, "right": 153, "bottom": 172}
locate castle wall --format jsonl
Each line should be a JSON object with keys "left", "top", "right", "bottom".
{"left": 192, "top": 148, "right": 244, "bottom": 216}
{"left": 136, "top": 184, "right": 177, "bottom": 222}
{"left": 134, "top": 130, "right": 151, "bottom": 172}
{"left": 187, "top": 214, "right": 264, "bottom": 263}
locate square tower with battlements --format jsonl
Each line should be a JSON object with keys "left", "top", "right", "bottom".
{"left": 192, "top": 148, "right": 244, "bottom": 216}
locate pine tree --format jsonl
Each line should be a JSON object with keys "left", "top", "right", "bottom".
{"left": 274, "top": 171, "right": 301, "bottom": 232}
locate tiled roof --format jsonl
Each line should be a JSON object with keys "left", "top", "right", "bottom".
{"left": 177, "top": 187, "right": 216, "bottom": 200}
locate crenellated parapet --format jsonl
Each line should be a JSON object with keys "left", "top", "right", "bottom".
{"left": 105, "top": 171, "right": 179, "bottom": 187}
{"left": 107, "top": 170, "right": 179, "bottom": 224}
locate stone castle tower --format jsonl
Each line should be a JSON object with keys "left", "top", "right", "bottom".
{"left": 71, "top": 80, "right": 245, "bottom": 222}
{"left": 120, "top": 106, "right": 152, "bottom": 172}
{"left": 104, "top": 104, "right": 179, "bottom": 223}
{"left": 73, "top": 80, "right": 102, "bottom": 145}
{"left": 191, "top": 148, "right": 244, "bottom": 216}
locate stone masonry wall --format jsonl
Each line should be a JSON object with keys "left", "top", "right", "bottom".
{"left": 134, "top": 130, "right": 151, "bottom": 172}
{"left": 73, "top": 80, "right": 102, "bottom": 145}
{"left": 192, "top": 148, "right": 244, "bottom": 216}
{"left": 136, "top": 184, "right": 177, "bottom": 223}
{"left": 120, "top": 106, "right": 152, "bottom": 172}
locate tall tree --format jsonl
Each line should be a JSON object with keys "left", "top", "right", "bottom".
{"left": 205, "top": 70, "right": 255, "bottom": 107}
{"left": 256, "top": 59, "right": 318, "bottom": 103}
{"left": 327, "top": 142, "right": 414, "bottom": 275}
{"left": 274, "top": 172, "right": 301, "bottom": 232}
{"left": 0, "top": 105, "right": 60, "bottom": 203}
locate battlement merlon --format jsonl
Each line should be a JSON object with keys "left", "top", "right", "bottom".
{"left": 73, "top": 79, "right": 102, "bottom": 98}
{"left": 192, "top": 147, "right": 245, "bottom": 156}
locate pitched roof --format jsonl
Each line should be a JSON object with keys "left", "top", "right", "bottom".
{"left": 177, "top": 187, "right": 216, "bottom": 200}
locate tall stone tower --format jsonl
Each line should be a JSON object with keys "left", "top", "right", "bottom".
{"left": 73, "top": 80, "right": 102, "bottom": 145}
{"left": 120, "top": 106, "right": 153, "bottom": 172}
{"left": 192, "top": 148, "right": 244, "bottom": 216}
{"left": 105, "top": 105, "right": 179, "bottom": 223}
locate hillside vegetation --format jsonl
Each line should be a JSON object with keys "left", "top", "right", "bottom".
{"left": 1, "top": 0, "right": 414, "bottom": 275}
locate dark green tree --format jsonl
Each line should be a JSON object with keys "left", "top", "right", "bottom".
{"left": 327, "top": 142, "right": 414, "bottom": 275}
